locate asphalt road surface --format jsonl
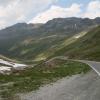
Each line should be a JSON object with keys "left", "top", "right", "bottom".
{"left": 18, "top": 58, "right": 100, "bottom": 100}
{"left": 78, "top": 60, "right": 100, "bottom": 76}
{"left": 19, "top": 70, "right": 100, "bottom": 100}
{"left": 49, "top": 56, "right": 100, "bottom": 76}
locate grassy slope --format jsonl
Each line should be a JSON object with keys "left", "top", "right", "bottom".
{"left": 51, "top": 26, "right": 100, "bottom": 61}
{"left": 7, "top": 35, "right": 66, "bottom": 61}
{"left": 1, "top": 17, "right": 100, "bottom": 61}
{"left": 0, "top": 60, "right": 90, "bottom": 99}
{"left": 8, "top": 31, "right": 87, "bottom": 62}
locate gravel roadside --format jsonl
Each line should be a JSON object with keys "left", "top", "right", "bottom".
{"left": 18, "top": 70, "right": 100, "bottom": 100}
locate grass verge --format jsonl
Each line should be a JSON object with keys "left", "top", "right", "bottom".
{"left": 0, "top": 59, "right": 91, "bottom": 99}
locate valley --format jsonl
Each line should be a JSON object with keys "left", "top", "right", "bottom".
{"left": 0, "top": 17, "right": 100, "bottom": 61}
{"left": 0, "top": 17, "right": 100, "bottom": 100}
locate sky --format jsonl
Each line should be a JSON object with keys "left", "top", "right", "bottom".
{"left": 0, "top": 0, "right": 100, "bottom": 29}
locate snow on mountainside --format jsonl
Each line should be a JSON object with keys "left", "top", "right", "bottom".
{"left": 0, "top": 59, "right": 27, "bottom": 74}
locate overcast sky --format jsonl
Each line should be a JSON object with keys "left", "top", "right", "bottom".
{"left": 0, "top": 0, "right": 100, "bottom": 29}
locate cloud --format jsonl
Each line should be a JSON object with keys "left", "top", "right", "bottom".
{"left": 0, "top": 0, "right": 15, "bottom": 6}
{"left": 83, "top": 0, "right": 100, "bottom": 18}
{"left": 0, "top": 0, "right": 56, "bottom": 29}
{"left": 30, "top": 3, "right": 82, "bottom": 23}
{"left": 0, "top": 0, "right": 100, "bottom": 29}
{"left": 30, "top": 0, "right": 100, "bottom": 24}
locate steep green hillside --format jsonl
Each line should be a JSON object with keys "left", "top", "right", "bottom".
{"left": 52, "top": 26, "right": 100, "bottom": 61}
{"left": 5, "top": 30, "right": 88, "bottom": 62}
{"left": 0, "top": 17, "right": 100, "bottom": 61}
{"left": 7, "top": 35, "right": 66, "bottom": 61}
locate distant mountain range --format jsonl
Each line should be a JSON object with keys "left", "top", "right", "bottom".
{"left": 0, "top": 17, "right": 100, "bottom": 62}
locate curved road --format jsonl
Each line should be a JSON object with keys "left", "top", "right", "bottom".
{"left": 78, "top": 60, "right": 100, "bottom": 76}
{"left": 19, "top": 57, "right": 100, "bottom": 100}
{"left": 49, "top": 56, "right": 100, "bottom": 76}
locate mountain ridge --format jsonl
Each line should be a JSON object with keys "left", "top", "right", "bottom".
{"left": 0, "top": 17, "right": 100, "bottom": 61}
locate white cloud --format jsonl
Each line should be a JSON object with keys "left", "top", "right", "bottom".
{"left": 30, "top": 0, "right": 100, "bottom": 24}
{"left": 83, "top": 0, "right": 100, "bottom": 18}
{"left": 0, "top": 0, "right": 100, "bottom": 29}
{"left": 0, "top": 0, "right": 56, "bottom": 29}
{"left": 0, "top": 0, "right": 15, "bottom": 6}
{"left": 30, "top": 3, "right": 82, "bottom": 23}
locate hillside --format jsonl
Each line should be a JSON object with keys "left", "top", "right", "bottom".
{"left": 52, "top": 26, "right": 100, "bottom": 61}
{"left": 0, "top": 17, "right": 100, "bottom": 61}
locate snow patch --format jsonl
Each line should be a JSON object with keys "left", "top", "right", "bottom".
{"left": 74, "top": 35, "right": 81, "bottom": 39}
{"left": 0, "top": 59, "right": 27, "bottom": 74}
{"left": 0, "top": 66, "right": 11, "bottom": 71}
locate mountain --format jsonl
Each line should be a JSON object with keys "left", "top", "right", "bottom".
{"left": 1, "top": 17, "right": 99, "bottom": 99}
{"left": 0, "top": 17, "right": 100, "bottom": 61}
{"left": 41, "top": 17, "right": 96, "bottom": 35}
{"left": 0, "top": 23, "right": 42, "bottom": 55}
{"left": 51, "top": 26, "right": 100, "bottom": 61}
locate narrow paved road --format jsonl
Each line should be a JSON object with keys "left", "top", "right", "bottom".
{"left": 20, "top": 71, "right": 100, "bottom": 100}
{"left": 78, "top": 60, "right": 100, "bottom": 76}
{"left": 19, "top": 57, "right": 100, "bottom": 100}
{"left": 50, "top": 56, "right": 100, "bottom": 76}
